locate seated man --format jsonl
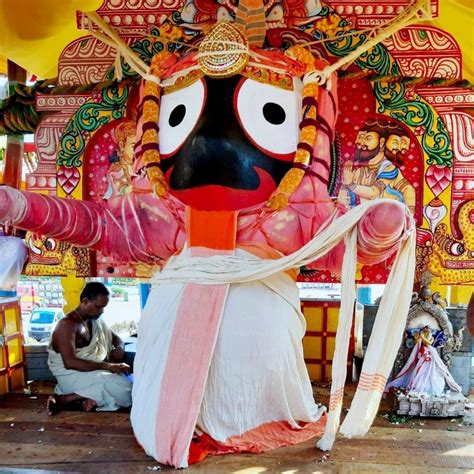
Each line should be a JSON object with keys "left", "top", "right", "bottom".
{"left": 47, "top": 282, "right": 132, "bottom": 415}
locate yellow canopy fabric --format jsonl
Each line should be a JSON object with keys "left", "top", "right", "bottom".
{"left": 0, "top": 0, "right": 472, "bottom": 82}
{"left": 430, "top": 0, "right": 473, "bottom": 83}
{"left": 0, "top": 0, "right": 102, "bottom": 79}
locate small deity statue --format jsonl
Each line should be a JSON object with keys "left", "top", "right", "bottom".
{"left": 386, "top": 325, "right": 462, "bottom": 396}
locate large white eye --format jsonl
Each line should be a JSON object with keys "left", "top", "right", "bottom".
{"left": 158, "top": 79, "right": 206, "bottom": 157}
{"left": 235, "top": 78, "right": 302, "bottom": 158}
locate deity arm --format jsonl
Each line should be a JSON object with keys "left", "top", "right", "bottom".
{"left": 301, "top": 199, "right": 412, "bottom": 275}
{"left": 0, "top": 186, "right": 184, "bottom": 263}
{"left": 0, "top": 186, "right": 105, "bottom": 248}
{"left": 355, "top": 199, "right": 413, "bottom": 265}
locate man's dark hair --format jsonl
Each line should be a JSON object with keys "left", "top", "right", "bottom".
{"left": 361, "top": 118, "right": 408, "bottom": 141}
{"left": 80, "top": 282, "right": 110, "bottom": 301}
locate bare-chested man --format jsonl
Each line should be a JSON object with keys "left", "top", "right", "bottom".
{"left": 46, "top": 282, "right": 132, "bottom": 415}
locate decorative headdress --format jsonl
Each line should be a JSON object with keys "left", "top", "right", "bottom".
{"left": 84, "top": 0, "right": 431, "bottom": 209}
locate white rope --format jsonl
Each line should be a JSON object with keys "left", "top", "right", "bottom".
{"left": 159, "top": 65, "right": 202, "bottom": 88}
{"left": 84, "top": 11, "right": 150, "bottom": 81}
{"left": 152, "top": 199, "right": 413, "bottom": 286}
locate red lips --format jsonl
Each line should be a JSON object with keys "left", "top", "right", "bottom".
{"left": 167, "top": 167, "right": 277, "bottom": 211}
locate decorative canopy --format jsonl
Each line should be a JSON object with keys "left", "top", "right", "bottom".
{"left": 0, "top": 0, "right": 472, "bottom": 84}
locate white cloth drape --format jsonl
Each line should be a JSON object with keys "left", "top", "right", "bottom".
{"left": 132, "top": 259, "right": 326, "bottom": 461}
{"left": 0, "top": 233, "right": 27, "bottom": 290}
{"left": 151, "top": 199, "right": 416, "bottom": 450}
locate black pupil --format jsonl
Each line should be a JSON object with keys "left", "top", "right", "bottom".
{"left": 169, "top": 104, "right": 186, "bottom": 127}
{"left": 262, "top": 102, "right": 286, "bottom": 125}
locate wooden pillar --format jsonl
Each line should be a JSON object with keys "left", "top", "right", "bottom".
{"left": 2, "top": 61, "right": 26, "bottom": 188}
{"left": 2, "top": 136, "right": 23, "bottom": 188}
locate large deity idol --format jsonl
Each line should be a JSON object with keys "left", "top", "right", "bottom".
{"left": 0, "top": 1, "right": 416, "bottom": 468}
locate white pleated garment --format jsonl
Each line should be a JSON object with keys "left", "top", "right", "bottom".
{"left": 131, "top": 255, "right": 325, "bottom": 461}
{"left": 147, "top": 199, "right": 416, "bottom": 451}
{"left": 0, "top": 234, "right": 27, "bottom": 290}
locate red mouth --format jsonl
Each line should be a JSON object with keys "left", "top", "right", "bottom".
{"left": 167, "top": 167, "right": 277, "bottom": 211}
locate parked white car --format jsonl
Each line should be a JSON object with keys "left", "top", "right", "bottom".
{"left": 28, "top": 307, "right": 63, "bottom": 341}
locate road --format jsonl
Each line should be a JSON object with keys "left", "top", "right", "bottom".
{"left": 22, "top": 286, "right": 143, "bottom": 342}
{"left": 102, "top": 287, "right": 141, "bottom": 328}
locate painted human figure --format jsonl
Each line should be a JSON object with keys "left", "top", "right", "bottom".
{"left": 338, "top": 118, "right": 416, "bottom": 214}
{"left": 104, "top": 121, "right": 137, "bottom": 199}
{"left": 386, "top": 325, "right": 462, "bottom": 396}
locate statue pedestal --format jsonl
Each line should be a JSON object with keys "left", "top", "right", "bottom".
{"left": 395, "top": 392, "right": 467, "bottom": 418}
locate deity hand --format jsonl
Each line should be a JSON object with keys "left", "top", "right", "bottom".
{"left": 356, "top": 200, "right": 413, "bottom": 265}
{"left": 420, "top": 333, "right": 434, "bottom": 347}
{"left": 342, "top": 161, "right": 354, "bottom": 185}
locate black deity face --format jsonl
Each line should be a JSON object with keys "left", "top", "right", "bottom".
{"left": 155, "top": 76, "right": 301, "bottom": 210}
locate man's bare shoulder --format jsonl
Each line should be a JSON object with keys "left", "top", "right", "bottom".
{"left": 54, "top": 315, "right": 80, "bottom": 333}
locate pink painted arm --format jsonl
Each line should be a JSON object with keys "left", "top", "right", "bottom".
{"left": 0, "top": 186, "right": 184, "bottom": 263}
{"left": 0, "top": 186, "right": 105, "bottom": 247}
{"left": 304, "top": 201, "right": 412, "bottom": 275}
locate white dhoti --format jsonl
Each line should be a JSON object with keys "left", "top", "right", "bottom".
{"left": 131, "top": 250, "right": 325, "bottom": 467}
{"left": 131, "top": 200, "right": 416, "bottom": 466}
{"left": 47, "top": 318, "right": 132, "bottom": 411}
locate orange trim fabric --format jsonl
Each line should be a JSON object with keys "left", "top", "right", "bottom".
{"left": 328, "top": 387, "right": 345, "bottom": 410}
{"left": 358, "top": 372, "right": 388, "bottom": 393}
{"left": 186, "top": 207, "right": 238, "bottom": 250}
{"left": 189, "top": 415, "right": 326, "bottom": 464}
{"left": 238, "top": 241, "right": 298, "bottom": 280}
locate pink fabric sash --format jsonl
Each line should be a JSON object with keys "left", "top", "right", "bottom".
{"left": 154, "top": 208, "right": 237, "bottom": 468}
